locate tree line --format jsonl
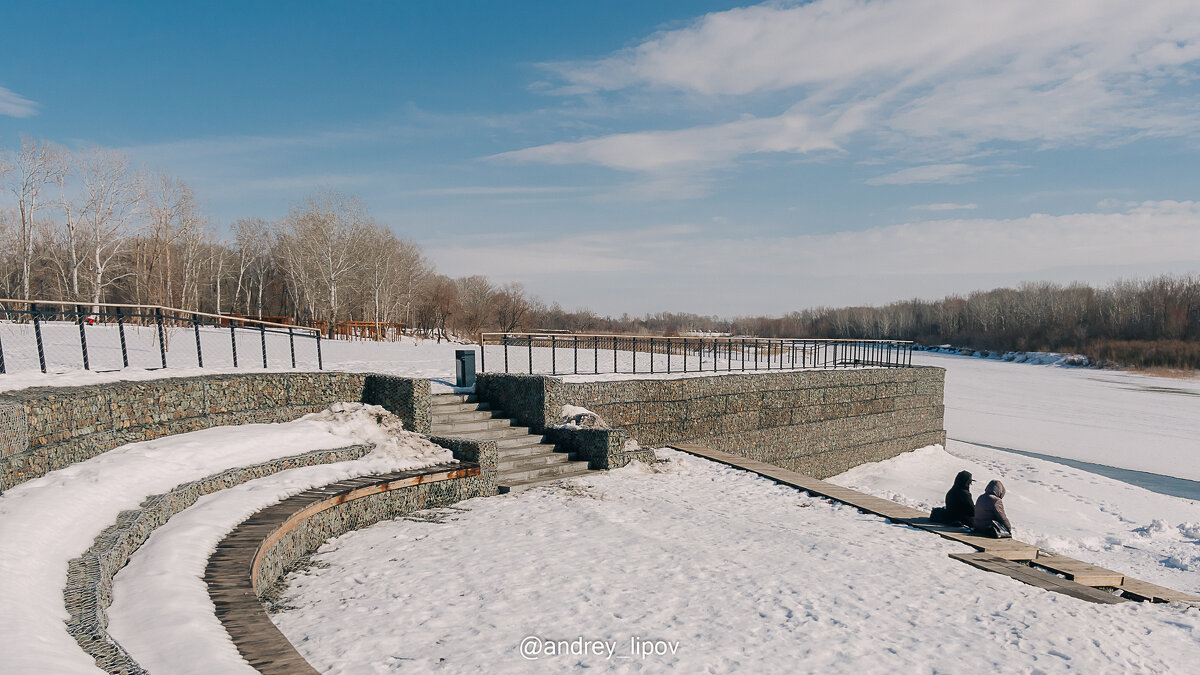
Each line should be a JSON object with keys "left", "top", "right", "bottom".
{"left": 4, "top": 135, "right": 1198, "bottom": 368}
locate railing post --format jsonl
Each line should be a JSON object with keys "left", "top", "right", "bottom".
{"left": 193, "top": 313, "right": 203, "bottom": 368}
{"left": 31, "top": 303, "right": 47, "bottom": 373}
{"left": 115, "top": 306, "right": 129, "bottom": 368}
{"left": 528, "top": 335, "right": 533, "bottom": 374}
{"left": 479, "top": 334, "right": 485, "bottom": 373}
{"left": 574, "top": 335, "right": 578, "bottom": 374}
{"left": 650, "top": 337, "right": 654, "bottom": 374}
{"left": 230, "top": 323, "right": 239, "bottom": 368}
{"left": 613, "top": 336, "right": 617, "bottom": 373}
{"left": 551, "top": 335, "right": 557, "bottom": 375}
{"left": 593, "top": 336, "right": 598, "bottom": 374}
{"left": 260, "top": 324, "right": 268, "bottom": 368}
{"left": 0, "top": 334, "right": 6, "bottom": 374}
{"left": 666, "top": 338, "right": 671, "bottom": 373}
{"left": 155, "top": 307, "right": 167, "bottom": 369}
{"left": 288, "top": 327, "right": 296, "bottom": 368}
{"left": 75, "top": 305, "right": 90, "bottom": 371}
{"left": 632, "top": 337, "right": 637, "bottom": 374}
{"left": 503, "top": 335, "right": 510, "bottom": 373}
{"left": 316, "top": 331, "right": 324, "bottom": 370}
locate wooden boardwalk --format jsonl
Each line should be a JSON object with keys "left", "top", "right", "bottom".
{"left": 205, "top": 463, "right": 476, "bottom": 674}
{"left": 667, "top": 443, "right": 1200, "bottom": 605}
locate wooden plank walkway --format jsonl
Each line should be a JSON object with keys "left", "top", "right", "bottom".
{"left": 667, "top": 443, "right": 1200, "bottom": 606}
{"left": 950, "top": 553, "right": 1127, "bottom": 605}
{"left": 205, "top": 463, "right": 476, "bottom": 674}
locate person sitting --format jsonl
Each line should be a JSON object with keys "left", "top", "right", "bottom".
{"left": 930, "top": 470, "right": 975, "bottom": 526}
{"left": 972, "top": 480, "right": 1013, "bottom": 538}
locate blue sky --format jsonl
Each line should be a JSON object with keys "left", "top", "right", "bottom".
{"left": 3, "top": 0, "right": 1200, "bottom": 316}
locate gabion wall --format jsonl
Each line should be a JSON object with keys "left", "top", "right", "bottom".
{"left": 478, "top": 367, "right": 946, "bottom": 479}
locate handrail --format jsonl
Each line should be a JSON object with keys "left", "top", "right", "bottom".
{"left": 478, "top": 333, "right": 914, "bottom": 375}
{"left": 0, "top": 299, "right": 318, "bottom": 335}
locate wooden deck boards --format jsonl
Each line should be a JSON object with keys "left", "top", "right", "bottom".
{"left": 950, "top": 553, "right": 1127, "bottom": 604}
{"left": 666, "top": 443, "right": 1199, "bottom": 606}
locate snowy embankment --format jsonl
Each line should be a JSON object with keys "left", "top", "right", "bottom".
{"left": 267, "top": 449, "right": 1200, "bottom": 673}
{"left": 0, "top": 404, "right": 451, "bottom": 674}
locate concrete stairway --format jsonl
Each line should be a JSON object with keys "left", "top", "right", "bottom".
{"left": 429, "top": 393, "right": 596, "bottom": 493}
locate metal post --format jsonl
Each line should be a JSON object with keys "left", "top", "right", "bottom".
{"left": 682, "top": 339, "right": 687, "bottom": 373}
{"left": 0, "top": 334, "right": 5, "bottom": 374}
{"left": 288, "top": 327, "right": 296, "bottom": 368}
{"left": 594, "top": 336, "right": 598, "bottom": 374}
{"left": 666, "top": 338, "right": 672, "bottom": 373}
{"left": 260, "top": 324, "right": 268, "bottom": 368}
{"left": 574, "top": 336, "right": 578, "bottom": 374}
{"left": 116, "top": 306, "right": 129, "bottom": 368}
{"left": 632, "top": 338, "right": 637, "bottom": 374}
{"left": 479, "top": 335, "right": 485, "bottom": 373}
{"left": 503, "top": 335, "right": 510, "bottom": 373}
{"left": 551, "top": 335, "right": 556, "bottom": 375}
{"left": 193, "top": 314, "right": 203, "bottom": 367}
{"left": 31, "top": 303, "right": 47, "bottom": 373}
{"left": 230, "top": 324, "right": 239, "bottom": 368}
{"left": 650, "top": 337, "right": 654, "bottom": 374}
{"left": 75, "top": 305, "right": 90, "bottom": 370}
{"left": 155, "top": 307, "right": 167, "bottom": 368}
{"left": 316, "top": 332, "right": 324, "bottom": 370}
{"left": 613, "top": 337, "right": 617, "bottom": 373}
{"left": 528, "top": 335, "right": 533, "bottom": 374}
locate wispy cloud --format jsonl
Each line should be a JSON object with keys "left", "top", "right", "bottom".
{"left": 0, "top": 86, "right": 38, "bottom": 118}
{"left": 504, "top": 0, "right": 1200, "bottom": 177}
{"left": 912, "top": 202, "right": 979, "bottom": 211}
{"left": 867, "top": 164, "right": 983, "bottom": 186}
{"left": 428, "top": 201, "right": 1200, "bottom": 314}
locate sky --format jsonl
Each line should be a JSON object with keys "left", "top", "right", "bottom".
{"left": 3, "top": 0, "right": 1200, "bottom": 317}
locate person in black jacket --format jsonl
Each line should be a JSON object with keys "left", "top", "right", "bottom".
{"left": 931, "top": 470, "right": 975, "bottom": 526}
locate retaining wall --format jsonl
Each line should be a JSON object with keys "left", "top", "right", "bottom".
{"left": 477, "top": 367, "right": 946, "bottom": 479}
{"left": 0, "top": 372, "right": 431, "bottom": 493}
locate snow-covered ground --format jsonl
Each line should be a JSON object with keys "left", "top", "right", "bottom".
{"left": 911, "top": 351, "right": 1200, "bottom": 481}
{"left": 268, "top": 450, "right": 1200, "bottom": 673}
{"left": 0, "top": 404, "right": 452, "bottom": 674}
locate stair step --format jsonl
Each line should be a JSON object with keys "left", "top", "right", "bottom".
{"left": 431, "top": 410, "right": 501, "bottom": 424}
{"left": 497, "top": 442, "right": 559, "bottom": 458}
{"left": 498, "top": 451, "right": 576, "bottom": 471}
{"left": 430, "top": 418, "right": 514, "bottom": 433}
{"left": 431, "top": 392, "right": 478, "bottom": 402}
{"left": 498, "top": 467, "right": 599, "bottom": 494}
{"left": 497, "top": 459, "right": 592, "bottom": 484}
{"left": 430, "top": 401, "right": 492, "bottom": 414}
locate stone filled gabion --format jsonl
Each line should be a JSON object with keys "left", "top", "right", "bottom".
{"left": 478, "top": 367, "right": 946, "bottom": 479}
{"left": 0, "top": 373, "right": 431, "bottom": 494}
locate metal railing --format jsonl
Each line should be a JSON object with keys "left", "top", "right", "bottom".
{"left": 479, "top": 333, "right": 913, "bottom": 375}
{"left": 0, "top": 299, "right": 323, "bottom": 374}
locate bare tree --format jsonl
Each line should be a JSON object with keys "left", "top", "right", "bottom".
{"left": 3, "top": 137, "right": 66, "bottom": 299}
{"left": 453, "top": 275, "right": 494, "bottom": 337}
{"left": 78, "top": 148, "right": 143, "bottom": 310}
{"left": 492, "top": 281, "right": 531, "bottom": 332}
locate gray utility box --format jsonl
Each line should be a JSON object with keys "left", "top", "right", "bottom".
{"left": 455, "top": 349, "right": 476, "bottom": 387}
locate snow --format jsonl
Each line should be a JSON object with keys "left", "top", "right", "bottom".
{"left": 0, "top": 403, "right": 451, "bottom": 674}
{"left": 832, "top": 444, "right": 1200, "bottom": 595}
{"left": 269, "top": 449, "right": 1200, "bottom": 673}
{"left": 553, "top": 404, "right": 610, "bottom": 430}
{"left": 911, "top": 350, "right": 1200, "bottom": 480}
{"left": 0, "top": 321, "right": 471, "bottom": 393}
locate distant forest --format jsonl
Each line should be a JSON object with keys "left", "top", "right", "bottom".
{"left": 3, "top": 136, "right": 1197, "bottom": 371}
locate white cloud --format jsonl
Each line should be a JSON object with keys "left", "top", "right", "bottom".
{"left": 509, "top": 0, "right": 1200, "bottom": 174}
{"left": 912, "top": 203, "right": 978, "bottom": 211}
{"left": 866, "top": 164, "right": 982, "bottom": 185}
{"left": 427, "top": 201, "right": 1200, "bottom": 315}
{"left": 0, "top": 86, "right": 37, "bottom": 117}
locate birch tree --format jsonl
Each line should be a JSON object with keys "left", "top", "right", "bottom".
{"left": 3, "top": 137, "right": 66, "bottom": 299}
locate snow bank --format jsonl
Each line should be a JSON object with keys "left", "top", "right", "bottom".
{"left": 553, "top": 404, "right": 610, "bottom": 430}
{"left": 0, "top": 403, "right": 452, "bottom": 673}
